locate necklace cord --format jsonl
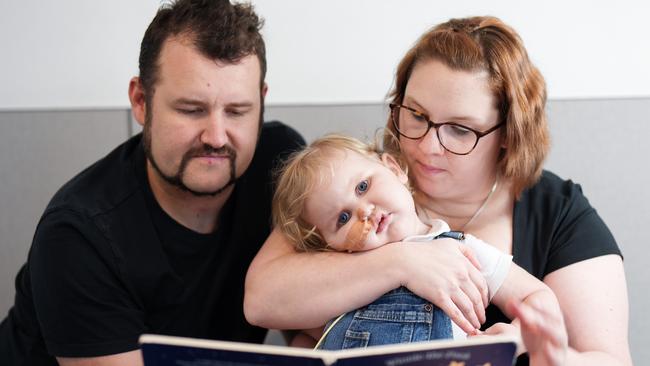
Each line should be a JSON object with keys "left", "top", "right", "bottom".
{"left": 419, "top": 177, "right": 499, "bottom": 231}
{"left": 462, "top": 177, "right": 498, "bottom": 230}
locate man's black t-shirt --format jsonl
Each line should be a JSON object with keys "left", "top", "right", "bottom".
{"left": 482, "top": 170, "right": 622, "bottom": 365}
{"left": 0, "top": 121, "right": 305, "bottom": 365}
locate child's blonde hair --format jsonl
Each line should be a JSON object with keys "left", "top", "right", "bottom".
{"left": 273, "top": 134, "right": 403, "bottom": 252}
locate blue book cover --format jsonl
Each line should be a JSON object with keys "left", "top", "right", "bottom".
{"left": 140, "top": 334, "right": 517, "bottom": 366}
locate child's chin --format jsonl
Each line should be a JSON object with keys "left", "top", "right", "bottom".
{"left": 364, "top": 241, "right": 387, "bottom": 251}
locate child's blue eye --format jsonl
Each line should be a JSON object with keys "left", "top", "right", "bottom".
{"left": 337, "top": 211, "right": 351, "bottom": 226}
{"left": 356, "top": 180, "right": 369, "bottom": 194}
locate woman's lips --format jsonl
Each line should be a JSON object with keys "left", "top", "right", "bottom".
{"left": 416, "top": 161, "right": 445, "bottom": 175}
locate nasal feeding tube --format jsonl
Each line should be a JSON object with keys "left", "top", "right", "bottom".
{"left": 343, "top": 207, "right": 375, "bottom": 252}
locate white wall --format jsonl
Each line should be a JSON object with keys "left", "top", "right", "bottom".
{"left": 0, "top": 0, "right": 649, "bottom": 110}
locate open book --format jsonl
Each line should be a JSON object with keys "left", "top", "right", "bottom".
{"left": 140, "top": 333, "right": 517, "bottom": 366}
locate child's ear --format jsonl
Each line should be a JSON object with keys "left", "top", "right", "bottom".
{"left": 380, "top": 153, "right": 408, "bottom": 184}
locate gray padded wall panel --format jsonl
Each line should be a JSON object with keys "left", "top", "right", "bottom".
{"left": 1, "top": 99, "right": 648, "bottom": 363}
{"left": 266, "top": 104, "right": 389, "bottom": 143}
{"left": 545, "top": 99, "right": 649, "bottom": 366}
{"left": 0, "top": 110, "right": 130, "bottom": 315}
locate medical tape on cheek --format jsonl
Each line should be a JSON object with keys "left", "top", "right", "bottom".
{"left": 343, "top": 220, "right": 371, "bottom": 251}
{"left": 343, "top": 209, "right": 374, "bottom": 252}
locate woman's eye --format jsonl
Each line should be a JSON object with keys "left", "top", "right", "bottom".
{"left": 355, "top": 180, "right": 369, "bottom": 195}
{"left": 448, "top": 124, "right": 472, "bottom": 136}
{"left": 337, "top": 211, "right": 351, "bottom": 226}
{"left": 410, "top": 111, "right": 427, "bottom": 122}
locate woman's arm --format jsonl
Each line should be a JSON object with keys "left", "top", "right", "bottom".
{"left": 482, "top": 255, "right": 632, "bottom": 366}
{"left": 545, "top": 254, "right": 632, "bottom": 366}
{"left": 244, "top": 228, "right": 489, "bottom": 333}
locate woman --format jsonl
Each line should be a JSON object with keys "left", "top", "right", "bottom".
{"left": 245, "top": 16, "right": 631, "bottom": 365}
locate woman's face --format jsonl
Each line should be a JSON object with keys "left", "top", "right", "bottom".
{"left": 398, "top": 59, "right": 503, "bottom": 202}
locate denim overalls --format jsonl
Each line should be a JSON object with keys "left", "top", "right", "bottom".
{"left": 317, "top": 286, "right": 453, "bottom": 349}
{"left": 317, "top": 231, "right": 465, "bottom": 350}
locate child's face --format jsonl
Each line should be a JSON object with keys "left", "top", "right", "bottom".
{"left": 303, "top": 150, "right": 422, "bottom": 252}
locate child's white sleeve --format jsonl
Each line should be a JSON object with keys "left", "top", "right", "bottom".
{"left": 461, "top": 234, "right": 512, "bottom": 300}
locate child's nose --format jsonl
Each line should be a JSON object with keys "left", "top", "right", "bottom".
{"left": 356, "top": 204, "right": 375, "bottom": 221}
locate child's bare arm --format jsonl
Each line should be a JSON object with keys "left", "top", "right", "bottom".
{"left": 478, "top": 281, "right": 567, "bottom": 365}
{"left": 459, "top": 234, "right": 558, "bottom": 319}
{"left": 482, "top": 264, "right": 565, "bottom": 360}
{"left": 490, "top": 263, "right": 557, "bottom": 319}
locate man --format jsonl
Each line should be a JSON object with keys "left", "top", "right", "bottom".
{"left": 0, "top": 1, "right": 304, "bottom": 365}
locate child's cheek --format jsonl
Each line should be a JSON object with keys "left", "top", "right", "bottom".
{"left": 343, "top": 219, "right": 372, "bottom": 252}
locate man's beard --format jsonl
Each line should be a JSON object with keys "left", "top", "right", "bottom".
{"left": 143, "top": 122, "right": 238, "bottom": 197}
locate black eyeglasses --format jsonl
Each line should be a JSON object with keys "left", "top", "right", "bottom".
{"left": 390, "top": 103, "right": 504, "bottom": 155}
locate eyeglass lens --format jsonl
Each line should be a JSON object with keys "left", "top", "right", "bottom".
{"left": 394, "top": 106, "right": 477, "bottom": 155}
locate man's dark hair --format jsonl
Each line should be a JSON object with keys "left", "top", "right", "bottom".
{"left": 139, "top": 0, "right": 266, "bottom": 100}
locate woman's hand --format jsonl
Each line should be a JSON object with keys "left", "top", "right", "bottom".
{"left": 398, "top": 238, "right": 488, "bottom": 333}
{"left": 507, "top": 298, "right": 568, "bottom": 366}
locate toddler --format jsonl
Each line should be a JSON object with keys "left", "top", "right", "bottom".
{"left": 273, "top": 134, "right": 558, "bottom": 350}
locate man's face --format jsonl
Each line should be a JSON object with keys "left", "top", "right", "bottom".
{"left": 142, "top": 38, "right": 262, "bottom": 196}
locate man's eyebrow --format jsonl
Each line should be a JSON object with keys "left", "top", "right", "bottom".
{"left": 173, "top": 98, "right": 206, "bottom": 105}
{"left": 226, "top": 101, "right": 254, "bottom": 108}
{"left": 172, "top": 99, "right": 255, "bottom": 109}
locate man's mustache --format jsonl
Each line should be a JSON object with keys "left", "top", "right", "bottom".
{"left": 186, "top": 144, "right": 236, "bottom": 159}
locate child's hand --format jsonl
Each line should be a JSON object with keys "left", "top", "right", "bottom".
{"left": 469, "top": 322, "right": 525, "bottom": 356}
{"left": 507, "top": 298, "right": 568, "bottom": 366}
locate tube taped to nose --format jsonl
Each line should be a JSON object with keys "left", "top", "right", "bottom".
{"left": 343, "top": 208, "right": 375, "bottom": 252}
